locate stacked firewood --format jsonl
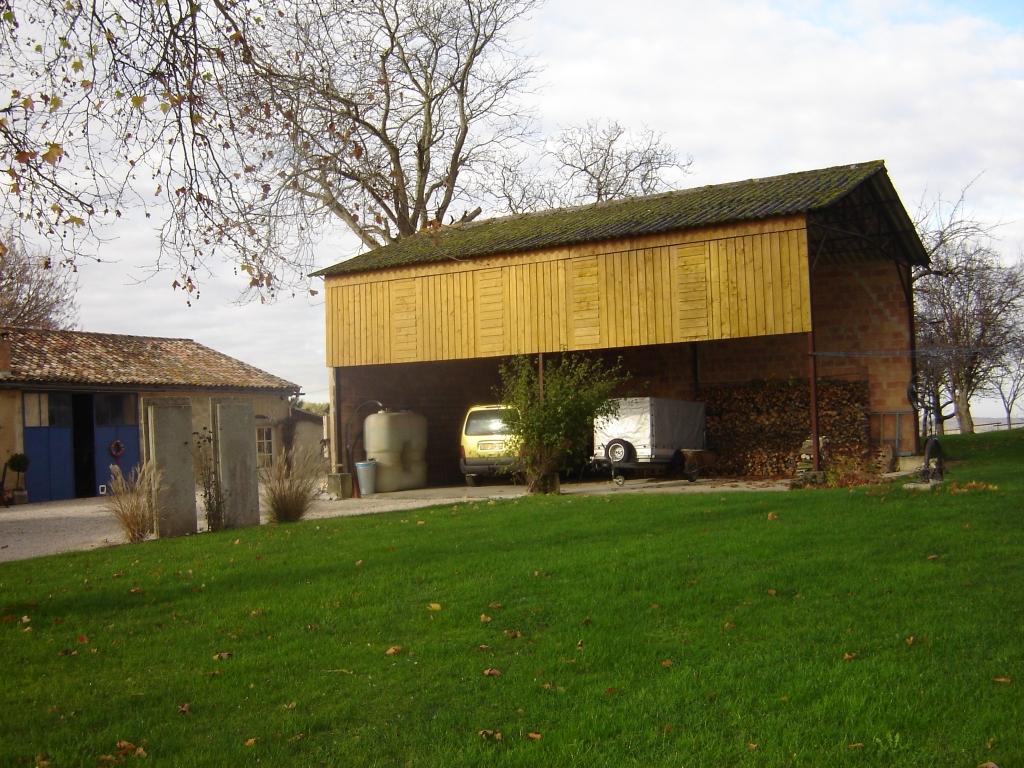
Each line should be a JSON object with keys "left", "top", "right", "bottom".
{"left": 701, "top": 379, "right": 870, "bottom": 477}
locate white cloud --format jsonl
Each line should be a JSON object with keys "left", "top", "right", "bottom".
{"left": 66, "top": 0, "right": 1023, "bottom": 413}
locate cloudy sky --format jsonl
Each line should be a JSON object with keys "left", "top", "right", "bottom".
{"left": 73, "top": 0, "right": 1023, "bottom": 410}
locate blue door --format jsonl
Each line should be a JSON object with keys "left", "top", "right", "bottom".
{"left": 24, "top": 426, "right": 75, "bottom": 502}
{"left": 22, "top": 393, "right": 75, "bottom": 503}
{"left": 92, "top": 393, "right": 140, "bottom": 494}
{"left": 94, "top": 425, "right": 141, "bottom": 492}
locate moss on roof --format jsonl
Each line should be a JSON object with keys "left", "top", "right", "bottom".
{"left": 314, "top": 160, "right": 887, "bottom": 277}
{"left": 1, "top": 327, "right": 299, "bottom": 392}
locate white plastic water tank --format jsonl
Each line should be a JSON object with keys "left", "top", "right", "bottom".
{"left": 364, "top": 410, "right": 428, "bottom": 492}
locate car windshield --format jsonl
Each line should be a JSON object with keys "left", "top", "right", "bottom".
{"left": 465, "top": 409, "right": 512, "bottom": 436}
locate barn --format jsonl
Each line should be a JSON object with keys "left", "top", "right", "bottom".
{"left": 315, "top": 160, "right": 926, "bottom": 484}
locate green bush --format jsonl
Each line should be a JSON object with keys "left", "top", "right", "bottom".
{"left": 499, "top": 354, "right": 625, "bottom": 494}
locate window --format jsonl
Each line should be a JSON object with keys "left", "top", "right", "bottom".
{"left": 22, "top": 392, "right": 72, "bottom": 427}
{"left": 94, "top": 393, "right": 138, "bottom": 426}
{"left": 256, "top": 426, "right": 273, "bottom": 468}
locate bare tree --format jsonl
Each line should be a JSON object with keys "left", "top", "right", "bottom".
{"left": 1, "top": 0, "right": 539, "bottom": 297}
{"left": 0, "top": 234, "right": 78, "bottom": 329}
{"left": 989, "top": 339, "right": 1024, "bottom": 429}
{"left": 497, "top": 119, "right": 690, "bottom": 213}
{"left": 915, "top": 247, "right": 1024, "bottom": 433}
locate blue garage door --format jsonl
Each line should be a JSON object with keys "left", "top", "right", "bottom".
{"left": 22, "top": 393, "right": 75, "bottom": 503}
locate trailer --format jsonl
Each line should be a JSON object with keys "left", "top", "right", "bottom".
{"left": 593, "top": 397, "right": 707, "bottom": 484}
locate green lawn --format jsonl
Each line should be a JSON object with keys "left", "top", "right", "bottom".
{"left": 2, "top": 431, "right": 1022, "bottom": 767}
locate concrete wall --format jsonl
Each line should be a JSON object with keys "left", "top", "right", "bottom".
{"left": 140, "top": 390, "right": 291, "bottom": 475}
{"left": 0, "top": 390, "right": 22, "bottom": 474}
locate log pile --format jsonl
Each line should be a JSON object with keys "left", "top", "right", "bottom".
{"left": 701, "top": 379, "right": 871, "bottom": 477}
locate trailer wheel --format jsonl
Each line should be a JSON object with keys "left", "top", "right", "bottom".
{"left": 606, "top": 439, "right": 635, "bottom": 464}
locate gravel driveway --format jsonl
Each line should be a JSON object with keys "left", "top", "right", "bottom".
{"left": 0, "top": 476, "right": 786, "bottom": 563}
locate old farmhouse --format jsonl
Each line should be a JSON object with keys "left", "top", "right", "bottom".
{"left": 316, "top": 160, "right": 926, "bottom": 484}
{"left": 0, "top": 329, "right": 302, "bottom": 503}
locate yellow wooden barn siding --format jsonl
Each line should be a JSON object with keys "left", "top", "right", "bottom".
{"left": 324, "top": 219, "right": 810, "bottom": 366}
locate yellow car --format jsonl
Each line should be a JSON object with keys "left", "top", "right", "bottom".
{"left": 459, "top": 404, "right": 517, "bottom": 485}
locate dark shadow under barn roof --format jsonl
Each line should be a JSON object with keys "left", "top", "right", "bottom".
{"left": 315, "top": 160, "right": 925, "bottom": 278}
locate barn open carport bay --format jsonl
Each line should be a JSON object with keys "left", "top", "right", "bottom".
{"left": 0, "top": 475, "right": 790, "bottom": 563}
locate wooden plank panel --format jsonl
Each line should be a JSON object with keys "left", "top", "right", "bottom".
{"left": 796, "top": 228, "right": 811, "bottom": 330}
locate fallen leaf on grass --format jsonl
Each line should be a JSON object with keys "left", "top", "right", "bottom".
{"left": 660, "top": 659, "right": 673, "bottom": 668}
{"left": 283, "top": 701, "right": 297, "bottom": 710}
{"left": 905, "top": 635, "right": 915, "bottom": 646}
{"left": 977, "top": 763, "right": 1001, "bottom": 768}
{"left": 576, "top": 639, "right": 584, "bottom": 651}
{"left": 503, "top": 629, "right": 523, "bottom": 639}
{"left": 842, "top": 652, "right": 857, "bottom": 662}
{"left": 748, "top": 742, "right": 758, "bottom": 750}
{"left": 76, "top": 634, "right": 89, "bottom": 644}
{"left": 427, "top": 603, "right": 442, "bottom": 612}
{"left": 992, "top": 676, "right": 1012, "bottom": 684}
{"left": 525, "top": 732, "right": 542, "bottom": 740}
{"left": 767, "top": 589, "right": 777, "bottom": 597}
{"left": 767, "top": 512, "right": 778, "bottom": 521}
{"left": 926, "top": 554, "right": 939, "bottom": 561}
{"left": 129, "top": 587, "right": 143, "bottom": 594}
{"left": 478, "top": 729, "right": 502, "bottom": 741}
{"left": 848, "top": 743, "right": 864, "bottom": 749}
{"left": 488, "top": 602, "right": 503, "bottom": 610}
{"left": 289, "top": 732, "right": 305, "bottom": 742}
{"left": 483, "top": 667, "right": 502, "bottom": 677}
{"left": 385, "top": 645, "right": 402, "bottom": 656}
{"left": 477, "top": 644, "right": 490, "bottom": 651}
{"left": 244, "top": 738, "right": 257, "bottom": 747}
{"left": 480, "top": 614, "right": 492, "bottom": 623}
{"left": 723, "top": 621, "right": 736, "bottom": 631}
{"left": 212, "top": 651, "right": 233, "bottom": 661}
{"left": 355, "top": 560, "right": 363, "bottom": 567}
{"left": 177, "top": 702, "right": 191, "bottom": 715}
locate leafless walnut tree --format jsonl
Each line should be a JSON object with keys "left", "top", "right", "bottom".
{"left": 1, "top": 0, "right": 539, "bottom": 298}
{"left": 0, "top": 232, "right": 78, "bottom": 329}
{"left": 497, "top": 119, "right": 691, "bottom": 214}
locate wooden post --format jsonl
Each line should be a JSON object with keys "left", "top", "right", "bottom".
{"left": 807, "top": 331, "right": 820, "bottom": 472}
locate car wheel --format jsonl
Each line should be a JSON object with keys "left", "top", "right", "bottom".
{"left": 606, "top": 439, "right": 634, "bottom": 464}
{"left": 465, "top": 474, "right": 478, "bottom": 487}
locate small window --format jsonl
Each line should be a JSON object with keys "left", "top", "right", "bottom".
{"left": 94, "top": 393, "right": 138, "bottom": 426}
{"left": 256, "top": 426, "right": 273, "bottom": 468}
{"left": 23, "top": 392, "right": 46, "bottom": 427}
{"left": 47, "top": 393, "right": 73, "bottom": 427}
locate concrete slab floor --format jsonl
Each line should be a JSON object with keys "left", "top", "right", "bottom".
{"left": 0, "top": 475, "right": 788, "bottom": 564}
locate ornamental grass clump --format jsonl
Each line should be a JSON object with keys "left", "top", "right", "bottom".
{"left": 106, "top": 461, "right": 160, "bottom": 543}
{"left": 261, "top": 447, "right": 323, "bottom": 523}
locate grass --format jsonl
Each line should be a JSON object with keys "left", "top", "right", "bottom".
{"left": 1, "top": 430, "right": 1022, "bottom": 767}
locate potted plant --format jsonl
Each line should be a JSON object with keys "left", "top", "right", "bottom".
{"left": 7, "top": 453, "right": 30, "bottom": 505}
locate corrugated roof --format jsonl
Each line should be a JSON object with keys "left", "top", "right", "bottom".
{"left": 314, "top": 160, "right": 888, "bottom": 277}
{"left": 0, "top": 327, "right": 299, "bottom": 392}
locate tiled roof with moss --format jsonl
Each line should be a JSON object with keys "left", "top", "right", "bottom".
{"left": 1, "top": 327, "right": 299, "bottom": 392}
{"left": 314, "top": 160, "right": 887, "bottom": 277}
